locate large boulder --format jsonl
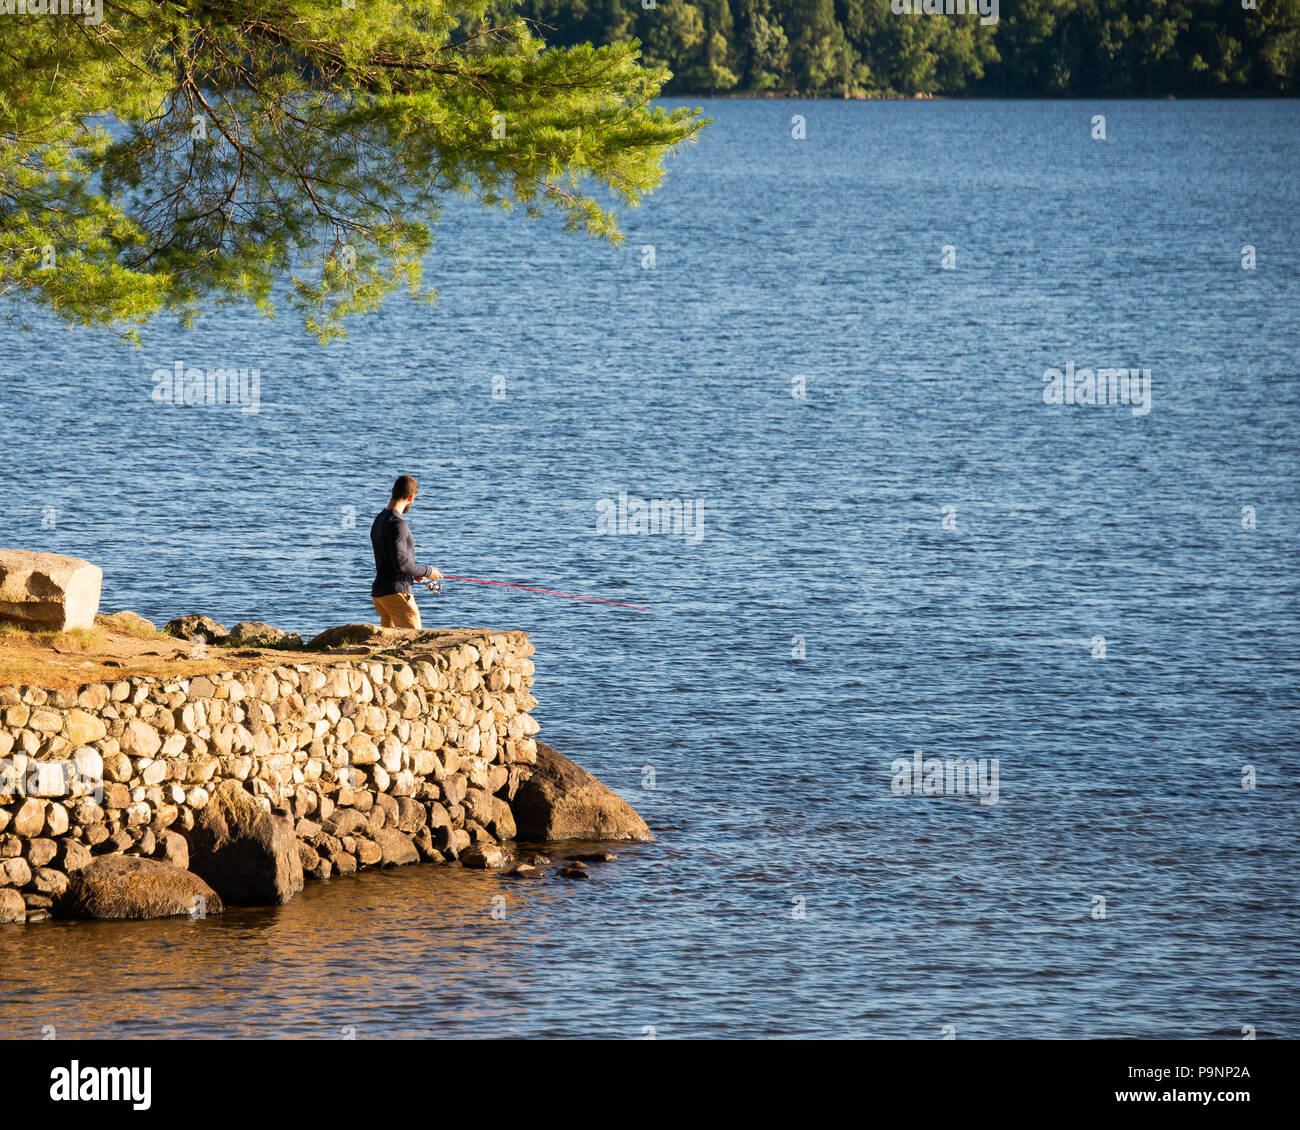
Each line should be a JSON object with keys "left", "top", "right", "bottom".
{"left": 57, "top": 856, "right": 222, "bottom": 920}
{"left": 0, "top": 549, "right": 102, "bottom": 631}
{"left": 511, "top": 744, "right": 652, "bottom": 842}
{"left": 185, "top": 780, "right": 304, "bottom": 905}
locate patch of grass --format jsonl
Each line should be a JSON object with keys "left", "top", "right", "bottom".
{"left": 267, "top": 636, "right": 309, "bottom": 651}
{"left": 0, "top": 620, "right": 105, "bottom": 651}
{"left": 218, "top": 635, "right": 304, "bottom": 652}
{"left": 94, "top": 612, "right": 162, "bottom": 640}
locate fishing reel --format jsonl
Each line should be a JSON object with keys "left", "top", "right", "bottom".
{"left": 421, "top": 575, "right": 442, "bottom": 594}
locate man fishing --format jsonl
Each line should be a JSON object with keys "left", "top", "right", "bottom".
{"left": 370, "top": 475, "right": 442, "bottom": 629}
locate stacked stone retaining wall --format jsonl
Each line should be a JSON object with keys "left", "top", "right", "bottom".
{"left": 0, "top": 630, "right": 539, "bottom": 924}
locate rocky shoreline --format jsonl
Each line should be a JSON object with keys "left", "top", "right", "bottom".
{"left": 0, "top": 615, "right": 651, "bottom": 926}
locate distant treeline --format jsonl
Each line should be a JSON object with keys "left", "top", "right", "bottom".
{"left": 501, "top": 0, "right": 1299, "bottom": 96}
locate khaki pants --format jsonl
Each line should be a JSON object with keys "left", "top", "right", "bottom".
{"left": 372, "top": 592, "right": 421, "bottom": 630}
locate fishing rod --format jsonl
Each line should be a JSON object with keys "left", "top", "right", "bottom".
{"left": 422, "top": 574, "right": 649, "bottom": 612}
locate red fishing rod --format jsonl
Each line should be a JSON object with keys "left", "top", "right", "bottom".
{"left": 422, "top": 574, "right": 649, "bottom": 612}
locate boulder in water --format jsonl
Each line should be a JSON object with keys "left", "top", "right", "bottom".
{"left": 57, "top": 856, "right": 222, "bottom": 920}
{"left": 512, "top": 743, "right": 652, "bottom": 842}
{"left": 185, "top": 780, "right": 304, "bottom": 905}
{"left": 459, "top": 843, "right": 514, "bottom": 870}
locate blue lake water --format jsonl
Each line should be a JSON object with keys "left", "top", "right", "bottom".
{"left": 1, "top": 99, "right": 1298, "bottom": 1038}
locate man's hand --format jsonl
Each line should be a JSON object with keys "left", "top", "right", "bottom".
{"left": 425, "top": 567, "right": 443, "bottom": 581}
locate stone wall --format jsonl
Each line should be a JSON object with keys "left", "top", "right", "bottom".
{"left": 0, "top": 630, "right": 541, "bottom": 924}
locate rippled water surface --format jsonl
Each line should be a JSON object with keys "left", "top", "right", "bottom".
{"left": 1, "top": 100, "right": 1298, "bottom": 1038}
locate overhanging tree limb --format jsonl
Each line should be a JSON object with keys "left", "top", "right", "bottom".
{"left": 0, "top": 0, "right": 707, "bottom": 343}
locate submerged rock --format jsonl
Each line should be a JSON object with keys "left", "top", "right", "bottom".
{"left": 512, "top": 744, "right": 652, "bottom": 842}
{"left": 185, "top": 780, "right": 304, "bottom": 906}
{"left": 509, "top": 864, "right": 545, "bottom": 879}
{"left": 555, "top": 864, "right": 590, "bottom": 880}
{"left": 57, "top": 856, "right": 222, "bottom": 920}
{"left": 566, "top": 850, "right": 617, "bottom": 863}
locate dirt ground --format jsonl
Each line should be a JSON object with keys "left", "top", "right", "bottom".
{"left": 0, "top": 615, "right": 513, "bottom": 691}
{"left": 0, "top": 626, "right": 305, "bottom": 690}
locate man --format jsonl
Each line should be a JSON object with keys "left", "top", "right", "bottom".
{"left": 370, "top": 475, "right": 442, "bottom": 629}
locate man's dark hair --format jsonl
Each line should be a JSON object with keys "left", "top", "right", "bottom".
{"left": 391, "top": 475, "right": 418, "bottom": 501}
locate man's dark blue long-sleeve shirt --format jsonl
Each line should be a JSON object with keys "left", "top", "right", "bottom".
{"left": 370, "top": 508, "right": 431, "bottom": 597}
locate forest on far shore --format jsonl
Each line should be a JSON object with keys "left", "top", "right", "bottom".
{"left": 503, "top": 0, "right": 1299, "bottom": 96}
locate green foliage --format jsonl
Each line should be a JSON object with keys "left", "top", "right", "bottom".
{"left": 514, "top": 0, "right": 1300, "bottom": 97}
{"left": 0, "top": 1, "right": 707, "bottom": 341}
{"left": 5, "top": 1, "right": 1294, "bottom": 342}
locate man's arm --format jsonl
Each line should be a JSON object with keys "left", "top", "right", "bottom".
{"left": 395, "top": 521, "right": 440, "bottom": 581}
